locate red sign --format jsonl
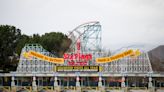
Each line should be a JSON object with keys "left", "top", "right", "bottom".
{"left": 63, "top": 53, "right": 92, "bottom": 61}
{"left": 63, "top": 53, "right": 92, "bottom": 66}
{"left": 68, "top": 61, "right": 87, "bottom": 66}
{"left": 63, "top": 39, "right": 92, "bottom": 66}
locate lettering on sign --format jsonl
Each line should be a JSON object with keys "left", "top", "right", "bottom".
{"left": 23, "top": 50, "right": 64, "bottom": 64}
{"left": 54, "top": 66, "right": 102, "bottom": 72}
{"left": 64, "top": 53, "right": 92, "bottom": 66}
{"left": 96, "top": 49, "right": 141, "bottom": 64}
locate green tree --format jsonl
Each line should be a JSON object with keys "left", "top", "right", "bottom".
{"left": 0, "top": 25, "right": 21, "bottom": 72}
{"left": 40, "top": 32, "right": 71, "bottom": 57}
{"left": 16, "top": 34, "right": 30, "bottom": 55}
{"left": 16, "top": 32, "right": 71, "bottom": 57}
{"left": 0, "top": 25, "right": 71, "bottom": 72}
{"left": 16, "top": 34, "right": 41, "bottom": 55}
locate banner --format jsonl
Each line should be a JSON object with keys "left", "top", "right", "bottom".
{"left": 23, "top": 50, "right": 64, "bottom": 64}
{"left": 96, "top": 49, "right": 141, "bottom": 64}
{"left": 54, "top": 66, "right": 103, "bottom": 72}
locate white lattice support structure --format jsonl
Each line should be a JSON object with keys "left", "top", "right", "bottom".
{"left": 16, "top": 43, "right": 153, "bottom": 74}
{"left": 68, "top": 21, "right": 102, "bottom": 52}
{"left": 16, "top": 44, "right": 56, "bottom": 73}
{"left": 101, "top": 51, "right": 153, "bottom": 74}
{"left": 68, "top": 21, "right": 102, "bottom": 65}
{"left": 81, "top": 22, "right": 102, "bottom": 52}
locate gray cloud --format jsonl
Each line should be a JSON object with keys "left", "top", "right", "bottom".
{"left": 0, "top": 0, "right": 164, "bottom": 51}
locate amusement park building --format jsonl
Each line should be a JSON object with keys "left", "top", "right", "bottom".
{"left": 0, "top": 22, "right": 164, "bottom": 92}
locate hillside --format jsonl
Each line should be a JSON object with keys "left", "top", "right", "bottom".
{"left": 148, "top": 45, "right": 164, "bottom": 72}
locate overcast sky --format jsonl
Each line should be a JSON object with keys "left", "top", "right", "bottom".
{"left": 0, "top": 0, "right": 164, "bottom": 51}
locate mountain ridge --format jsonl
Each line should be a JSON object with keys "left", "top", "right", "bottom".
{"left": 148, "top": 45, "right": 164, "bottom": 72}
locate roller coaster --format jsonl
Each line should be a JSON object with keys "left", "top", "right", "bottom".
{"left": 0, "top": 21, "right": 163, "bottom": 92}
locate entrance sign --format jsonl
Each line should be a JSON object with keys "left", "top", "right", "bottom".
{"left": 64, "top": 39, "right": 92, "bottom": 66}
{"left": 23, "top": 50, "right": 64, "bottom": 64}
{"left": 54, "top": 66, "right": 102, "bottom": 72}
{"left": 96, "top": 49, "right": 141, "bottom": 64}
{"left": 64, "top": 53, "right": 92, "bottom": 66}
{"left": 67, "top": 61, "right": 87, "bottom": 66}
{"left": 63, "top": 53, "right": 92, "bottom": 61}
